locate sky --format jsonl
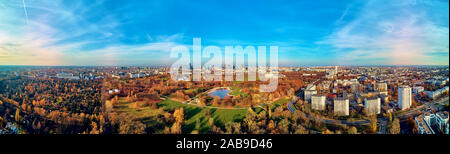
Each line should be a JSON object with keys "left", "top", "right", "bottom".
{"left": 0, "top": 0, "right": 448, "bottom": 66}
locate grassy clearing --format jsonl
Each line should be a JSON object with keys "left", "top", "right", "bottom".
{"left": 113, "top": 98, "right": 166, "bottom": 126}
{"left": 158, "top": 99, "right": 249, "bottom": 133}
{"left": 113, "top": 98, "right": 164, "bottom": 118}
{"left": 270, "top": 97, "right": 290, "bottom": 109}
{"left": 229, "top": 86, "right": 248, "bottom": 97}
{"left": 113, "top": 96, "right": 260, "bottom": 133}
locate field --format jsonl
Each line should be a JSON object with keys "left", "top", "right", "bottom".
{"left": 229, "top": 86, "right": 248, "bottom": 97}
{"left": 113, "top": 97, "right": 249, "bottom": 133}
{"left": 270, "top": 97, "right": 291, "bottom": 109}
{"left": 158, "top": 99, "right": 248, "bottom": 133}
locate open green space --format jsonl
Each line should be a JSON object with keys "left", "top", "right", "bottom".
{"left": 113, "top": 97, "right": 249, "bottom": 134}
{"left": 270, "top": 97, "right": 290, "bottom": 109}
{"left": 229, "top": 86, "right": 248, "bottom": 98}
{"left": 158, "top": 99, "right": 248, "bottom": 133}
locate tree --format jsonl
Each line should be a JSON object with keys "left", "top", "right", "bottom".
{"left": 278, "top": 119, "right": 290, "bottom": 134}
{"left": 90, "top": 122, "right": 100, "bottom": 134}
{"left": 0, "top": 116, "right": 3, "bottom": 128}
{"left": 174, "top": 108, "right": 184, "bottom": 124}
{"left": 388, "top": 112, "right": 393, "bottom": 122}
{"left": 232, "top": 122, "right": 242, "bottom": 134}
{"left": 15, "top": 109, "right": 20, "bottom": 122}
{"left": 389, "top": 118, "right": 401, "bottom": 134}
{"left": 347, "top": 127, "right": 358, "bottom": 134}
{"left": 267, "top": 120, "right": 276, "bottom": 131}
{"left": 171, "top": 122, "right": 182, "bottom": 134}
{"left": 369, "top": 115, "right": 377, "bottom": 133}
{"left": 287, "top": 88, "right": 295, "bottom": 97}
{"left": 225, "top": 122, "right": 233, "bottom": 134}
{"left": 293, "top": 125, "right": 308, "bottom": 134}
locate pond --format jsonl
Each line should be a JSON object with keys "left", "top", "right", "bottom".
{"left": 209, "top": 88, "right": 231, "bottom": 99}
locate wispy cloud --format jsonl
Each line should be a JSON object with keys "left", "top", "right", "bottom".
{"left": 317, "top": 0, "right": 449, "bottom": 65}
{"left": 0, "top": 0, "right": 448, "bottom": 66}
{"left": 0, "top": 0, "right": 186, "bottom": 66}
{"left": 21, "top": 0, "right": 28, "bottom": 24}
{"left": 335, "top": 5, "right": 350, "bottom": 25}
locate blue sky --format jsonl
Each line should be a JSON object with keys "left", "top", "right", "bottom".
{"left": 0, "top": 0, "right": 448, "bottom": 66}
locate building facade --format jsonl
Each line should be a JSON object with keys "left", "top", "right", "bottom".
{"left": 398, "top": 86, "right": 412, "bottom": 110}
{"left": 311, "top": 94, "right": 326, "bottom": 111}
{"left": 334, "top": 98, "right": 349, "bottom": 116}
{"left": 365, "top": 97, "right": 381, "bottom": 115}
{"left": 304, "top": 90, "right": 317, "bottom": 103}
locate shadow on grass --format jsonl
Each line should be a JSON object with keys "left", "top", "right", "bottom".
{"left": 184, "top": 107, "right": 202, "bottom": 119}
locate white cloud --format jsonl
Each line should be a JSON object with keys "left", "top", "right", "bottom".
{"left": 317, "top": 0, "right": 449, "bottom": 65}
{"left": 0, "top": 0, "right": 186, "bottom": 66}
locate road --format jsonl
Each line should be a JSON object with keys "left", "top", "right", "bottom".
{"left": 396, "top": 96, "right": 449, "bottom": 121}
{"left": 287, "top": 100, "right": 295, "bottom": 112}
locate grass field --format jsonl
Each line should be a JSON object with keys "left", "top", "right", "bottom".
{"left": 113, "top": 97, "right": 249, "bottom": 134}
{"left": 158, "top": 99, "right": 248, "bottom": 133}
{"left": 112, "top": 98, "right": 167, "bottom": 128}
{"left": 229, "top": 86, "right": 248, "bottom": 98}
{"left": 113, "top": 98, "right": 165, "bottom": 118}
{"left": 271, "top": 97, "right": 291, "bottom": 109}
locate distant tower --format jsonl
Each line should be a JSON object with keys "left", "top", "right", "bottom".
{"left": 335, "top": 66, "right": 338, "bottom": 77}
{"left": 398, "top": 86, "right": 412, "bottom": 110}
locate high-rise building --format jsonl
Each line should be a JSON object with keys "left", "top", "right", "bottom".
{"left": 365, "top": 97, "right": 381, "bottom": 115}
{"left": 334, "top": 97, "right": 349, "bottom": 116}
{"left": 304, "top": 90, "right": 317, "bottom": 103}
{"left": 311, "top": 94, "right": 326, "bottom": 110}
{"left": 398, "top": 86, "right": 412, "bottom": 110}
{"left": 304, "top": 84, "right": 317, "bottom": 102}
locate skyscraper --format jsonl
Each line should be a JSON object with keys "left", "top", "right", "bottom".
{"left": 398, "top": 86, "right": 412, "bottom": 110}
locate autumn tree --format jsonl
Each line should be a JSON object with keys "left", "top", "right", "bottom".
{"left": 267, "top": 120, "right": 276, "bottom": 132}
{"left": 293, "top": 124, "right": 308, "bottom": 134}
{"left": 369, "top": 115, "right": 377, "bottom": 133}
{"left": 174, "top": 108, "right": 184, "bottom": 124}
{"left": 15, "top": 109, "right": 20, "bottom": 122}
{"left": 278, "top": 118, "right": 290, "bottom": 134}
{"left": 347, "top": 127, "right": 358, "bottom": 134}
{"left": 0, "top": 116, "right": 3, "bottom": 128}
{"left": 90, "top": 122, "right": 100, "bottom": 134}
{"left": 389, "top": 118, "right": 401, "bottom": 134}
{"left": 171, "top": 122, "right": 182, "bottom": 134}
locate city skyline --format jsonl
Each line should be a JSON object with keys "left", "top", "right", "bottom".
{"left": 0, "top": 0, "right": 449, "bottom": 66}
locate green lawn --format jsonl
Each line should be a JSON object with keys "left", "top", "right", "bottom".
{"left": 229, "top": 86, "right": 248, "bottom": 98}
{"left": 158, "top": 99, "right": 248, "bottom": 133}
{"left": 271, "top": 97, "right": 290, "bottom": 109}
{"left": 113, "top": 98, "right": 164, "bottom": 118}
{"left": 113, "top": 96, "right": 258, "bottom": 134}
{"left": 112, "top": 98, "right": 167, "bottom": 131}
